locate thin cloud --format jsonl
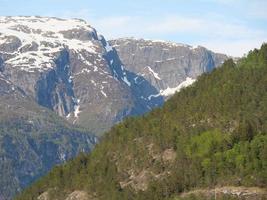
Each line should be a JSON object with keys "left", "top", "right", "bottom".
{"left": 88, "top": 14, "right": 267, "bottom": 56}
{"left": 52, "top": 7, "right": 267, "bottom": 57}
{"left": 143, "top": 15, "right": 265, "bottom": 39}
{"left": 199, "top": 39, "right": 266, "bottom": 57}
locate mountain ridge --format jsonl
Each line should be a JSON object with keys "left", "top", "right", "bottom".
{"left": 0, "top": 16, "right": 228, "bottom": 135}
{"left": 0, "top": 16, "right": 230, "bottom": 199}
{"left": 109, "top": 37, "right": 228, "bottom": 100}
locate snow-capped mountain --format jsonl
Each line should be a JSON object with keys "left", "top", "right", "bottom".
{"left": 110, "top": 38, "right": 228, "bottom": 98}
{"left": 0, "top": 17, "right": 228, "bottom": 136}
{"left": 0, "top": 16, "right": 163, "bottom": 135}
{"left": 0, "top": 16, "right": 229, "bottom": 199}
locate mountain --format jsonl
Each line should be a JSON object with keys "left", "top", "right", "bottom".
{"left": 0, "top": 16, "right": 229, "bottom": 199}
{"left": 0, "top": 17, "right": 228, "bottom": 136}
{"left": 0, "top": 73, "right": 97, "bottom": 199}
{"left": 0, "top": 16, "right": 165, "bottom": 136}
{"left": 16, "top": 44, "right": 267, "bottom": 200}
{"left": 109, "top": 38, "right": 228, "bottom": 98}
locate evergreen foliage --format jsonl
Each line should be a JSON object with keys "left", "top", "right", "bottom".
{"left": 16, "top": 44, "right": 267, "bottom": 200}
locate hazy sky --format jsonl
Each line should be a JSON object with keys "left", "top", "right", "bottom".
{"left": 0, "top": 0, "right": 266, "bottom": 56}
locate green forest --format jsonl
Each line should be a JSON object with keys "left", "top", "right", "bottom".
{"left": 16, "top": 44, "right": 267, "bottom": 200}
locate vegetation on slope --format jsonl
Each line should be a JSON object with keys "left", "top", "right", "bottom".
{"left": 16, "top": 44, "right": 267, "bottom": 200}
{"left": 0, "top": 89, "right": 96, "bottom": 199}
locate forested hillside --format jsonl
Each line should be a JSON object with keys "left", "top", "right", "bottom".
{"left": 16, "top": 44, "right": 267, "bottom": 200}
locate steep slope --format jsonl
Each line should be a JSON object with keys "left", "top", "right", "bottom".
{"left": 0, "top": 16, "right": 163, "bottom": 136}
{"left": 0, "top": 74, "right": 97, "bottom": 200}
{"left": 0, "top": 16, "right": 230, "bottom": 199}
{"left": 110, "top": 38, "right": 228, "bottom": 98}
{"left": 0, "top": 17, "right": 228, "bottom": 136}
{"left": 16, "top": 44, "right": 267, "bottom": 200}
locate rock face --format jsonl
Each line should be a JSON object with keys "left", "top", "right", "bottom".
{"left": 0, "top": 17, "right": 228, "bottom": 136}
{"left": 0, "top": 73, "right": 97, "bottom": 200}
{"left": 0, "top": 17, "right": 163, "bottom": 199}
{"left": 0, "top": 17, "right": 163, "bottom": 136}
{"left": 110, "top": 38, "right": 228, "bottom": 98}
{"left": 0, "top": 16, "right": 229, "bottom": 199}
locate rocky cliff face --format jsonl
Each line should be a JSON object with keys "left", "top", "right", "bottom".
{"left": 110, "top": 38, "right": 228, "bottom": 98}
{"left": 0, "top": 73, "right": 97, "bottom": 199}
{"left": 0, "top": 16, "right": 229, "bottom": 199}
{"left": 0, "top": 17, "right": 163, "bottom": 136}
{"left": 0, "top": 17, "right": 228, "bottom": 136}
{"left": 0, "top": 17, "right": 163, "bottom": 199}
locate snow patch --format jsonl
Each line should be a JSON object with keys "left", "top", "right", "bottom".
{"left": 147, "top": 66, "right": 161, "bottom": 80}
{"left": 160, "top": 77, "right": 196, "bottom": 96}
{"left": 66, "top": 113, "right": 71, "bottom": 119}
{"left": 101, "top": 90, "right": 107, "bottom": 97}
{"left": 123, "top": 76, "right": 131, "bottom": 86}
{"left": 93, "top": 66, "right": 98, "bottom": 72}
{"left": 74, "top": 105, "right": 81, "bottom": 118}
{"left": 91, "top": 80, "right": 97, "bottom": 86}
{"left": 105, "top": 41, "right": 113, "bottom": 52}
{"left": 68, "top": 76, "right": 73, "bottom": 83}
{"left": 59, "top": 152, "right": 66, "bottom": 162}
{"left": 116, "top": 37, "right": 191, "bottom": 48}
{"left": 0, "top": 16, "right": 97, "bottom": 72}
{"left": 134, "top": 76, "right": 139, "bottom": 83}
{"left": 148, "top": 77, "right": 196, "bottom": 99}
{"left": 147, "top": 93, "right": 161, "bottom": 100}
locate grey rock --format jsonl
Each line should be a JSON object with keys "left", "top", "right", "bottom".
{"left": 0, "top": 35, "right": 22, "bottom": 53}
{"left": 109, "top": 38, "right": 228, "bottom": 95}
{"left": 59, "top": 28, "right": 98, "bottom": 41}
{"left": 0, "top": 75, "right": 97, "bottom": 199}
{"left": 0, "top": 17, "right": 229, "bottom": 199}
{"left": 20, "top": 42, "right": 39, "bottom": 53}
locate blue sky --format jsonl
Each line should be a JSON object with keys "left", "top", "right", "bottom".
{"left": 0, "top": 0, "right": 266, "bottom": 56}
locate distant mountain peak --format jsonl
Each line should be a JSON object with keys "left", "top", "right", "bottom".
{"left": 113, "top": 37, "right": 193, "bottom": 48}
{"left": 0, "top": 16, "right": 232, "bottom": 199}
{"left": 0, "top": 16, "right": 100, "bottom": 72}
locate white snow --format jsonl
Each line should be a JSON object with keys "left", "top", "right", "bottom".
{"left": 72, "top": 98, "right": 82, "bottom": 119}
{"left": 147, "top": 93, "right": 161, "bottom": 100}
{"left": 68, "top": 76, "right": 73, "bottom": 83}
{"left": 74, "top": 105, "right": 81, "bottom": 118}
{"left": 146, "top": 66, "right": 161, "bottom": 80}
{"left": 160, "top": 77, "right": 196, "bottom": 96}
{"left": 148, "top": 77, "right": 196, "bottom": 99}
{"left": 59, "top": 152, "right": 66, "bottom": 162}
{"left": 167, "top": 58, "right": 176, "bottom": 61}
{"left": 91, "top": 80, "right": 97, "bottom": 86}
{"left": 123, "top": 76, "right": 131, "bottom": 86}
{"left": 0, "top": 16, "right": 98, "bottom": 72}
{"left": 146, "top": 39, "right": 191, "bottom": 48}
{"left": 81, "top": 68, "right": 91, "bottom": 74}
{"left": 115, "top": 37, "right": 191, "bottom": 48}
{"left": 134, "top": 76, "right": 139, "bottom": 83}
{"left": 190, "top": 45, "right": 200, "bottom": 50}
{"left": 77, "top": 53, "right": 94, "bottom": 67}
{"left": 66, "top": 113, "right": 71, "bottom": 118}
{"left": 93, "top": 66, "right": 98, "bottom": 72}
{"left": 101, "top": 90, "right": 107, "bottom": 97}
{"left": 105, "top": 42, "right": 113, "bottom": 52}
